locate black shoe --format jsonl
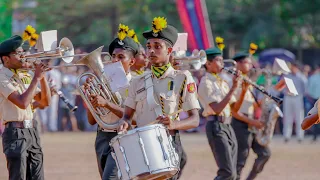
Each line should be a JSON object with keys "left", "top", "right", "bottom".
{"left": 284, "top": 138, "right": 289, "bottom": 143}
{"left": 298, "top": 139, "right": 302, "bottom": 143}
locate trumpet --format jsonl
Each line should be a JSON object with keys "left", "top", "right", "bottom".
{"left": 20, "top": 38, "right": 111, "bottom": 69}
{"left": 172, "top": 49, "right": 207, "bottom": 70}
{"left": 22, "top": 37, "right": 75, "bottom": 63}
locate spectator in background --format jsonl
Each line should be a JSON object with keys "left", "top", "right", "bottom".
{"left": 38, "top": 59, "right": 61, "bottom": 132}
{"left": 306, "top": 64, "right": 320, "bottom": 141}
{"left": 275, "top": 62, "right": 307, "bottom": 143}
{"left": 58, "top": 76, "right": 79, "bottom": 131}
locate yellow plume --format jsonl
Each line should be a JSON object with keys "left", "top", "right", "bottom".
{"left": 128, "top": 29, "right": 139, "bottom": 43}
{"left": 215, "top": 36, "right": 225, "bottom": 51}
{"left": 29, "top": 33, "right": 39, "bottom": 47}
{"left": 117, "top": 24, "right": 129, "bottom": 41}
{"left": 152, "top": 17, "right": 167, "bottom": 33}
{"left": 249, "top": 43, "right": 258, "bottom": 55}
{"left": 22, "top": 25, "right": 36, "bottom": 41}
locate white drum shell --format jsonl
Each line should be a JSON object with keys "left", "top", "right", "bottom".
{"left": 110, "top": 124, "right": 179, "bottom": 180}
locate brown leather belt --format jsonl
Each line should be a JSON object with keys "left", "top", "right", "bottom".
{"left": 5, "top": 120, "right": 36, "bottom": 129}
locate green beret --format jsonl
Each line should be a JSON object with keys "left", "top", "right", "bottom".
{"left": 108, "top": 37, "right": 139, "bottom": 55}
{"left": 205, "top": 47, "right": 222, "bottom": 60}
{"left": 0, "top": 35, "right": 23, "bottom": 54}
{"left": 142, "top": 25, "right": 178, "bottom": 47}
{"left": 232, "top": 52, "right": 249, "bottom": 61}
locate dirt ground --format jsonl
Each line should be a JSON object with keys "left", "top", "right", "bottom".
{"left": 1, "top": 132, "right": 320, "bottom": 180}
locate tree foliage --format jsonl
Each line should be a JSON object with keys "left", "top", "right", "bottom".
{"left": 25, "top": 0, "right": 320, "bottom": 50}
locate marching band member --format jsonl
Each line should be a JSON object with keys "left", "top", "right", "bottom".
{"left": 118, "top": 17, "right": 200, "bottom": 180}
{"left": 0, "top": 35, "right": 51, "bottom": 180}
{"left": 129, "top": 32, "right": 148, "bottom": 76}
{"left": 85, "top": 24, "right": 139, "bottom": 180}
{"left": 301, "top": 99, "right": 320, "bottom": 130}
{"left": 198, "top": 47, "right": 249, "bottom": 180}
{"left": 230, "top": 52, "right": 270, "bottom": 180}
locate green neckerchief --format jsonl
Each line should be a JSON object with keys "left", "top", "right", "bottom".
{"left": 151, "top": 63, "right": 171, "bottom": 78}
{"left": 10, "top": 69, "right": 32, "bottom": 84}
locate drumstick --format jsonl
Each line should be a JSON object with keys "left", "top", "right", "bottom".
{"left": 146, "top": 109, "right": 184, "bottom": 126}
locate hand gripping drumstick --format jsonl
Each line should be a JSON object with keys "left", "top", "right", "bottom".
{"left": 147, "top": 109, "right": 184, "bottom": 126}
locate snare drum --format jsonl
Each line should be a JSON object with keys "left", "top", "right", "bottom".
{"left": 110, "top": 124, "right": 179, "bottom": 180}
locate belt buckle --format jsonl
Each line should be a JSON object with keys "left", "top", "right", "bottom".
{"left": 23, "top": 120, "right": 33, "bottom": 128}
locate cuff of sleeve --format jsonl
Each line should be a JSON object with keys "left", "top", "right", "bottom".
{"left": 124, "top": 98, "right": 136, "bottom": 110}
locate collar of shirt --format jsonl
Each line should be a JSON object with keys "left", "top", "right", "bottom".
{"left": 126, "top": 72, "right": 132, "bottom": 82}
{"left": 205, "top": 72, "right": 223, "bottom": 83}
{"left": 152, "top": 66, "right": 175, "bottom": 79}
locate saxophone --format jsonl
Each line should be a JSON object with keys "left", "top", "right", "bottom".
{"left": 255, "top": 69, "right": 283, "bottom": 146}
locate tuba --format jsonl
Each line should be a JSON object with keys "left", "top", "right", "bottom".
{"left": 76, "top": 46, "right": 122, "bottom": 130}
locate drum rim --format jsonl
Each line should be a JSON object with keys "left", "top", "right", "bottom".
{"left": 109, "top": 124, "right": 166, "bottom": 145}
{"left": 128, "top": 167, "right": 179, "bottom": 180}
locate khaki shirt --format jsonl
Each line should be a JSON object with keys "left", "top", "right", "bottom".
{"left": 233, "top": 83, "right": 255, "bottom": 118}
{"left": 124, "top": 66, "right": 200, "bottom": 127}
{"left": 198, "top": 72, "right": 236, "bottom": 117}
{"left": 0, "top": 67, "right": 35, "bottom": 124}
{"left": 100, "top": 73, "right": 133, "bottom": 125}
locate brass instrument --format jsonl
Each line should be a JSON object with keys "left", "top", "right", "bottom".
{"left": 20, "top": 38, "right": 111, "bottom": 68}
{"left": 223, "top": 63, "right": 283, "bottom": 146}
{"left": 22, "top": 37, "right": 75, "bottom": 63}
{"left": 173, "top": 49, "right": 207, "bottom": 70}
{"left": 76, "top": 46, "right": 122, "bottom": 130}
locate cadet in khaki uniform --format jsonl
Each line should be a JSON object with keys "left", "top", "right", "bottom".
{"left": 85, "top": 24, "right": 139, "bottom": 180}
{"left": 230, "top": 52, "right": 270, "bottom": 180}
{"left": 130, "top": 43, "right": 148, "bottom": 77}
{"left": 118, "top": 17, "right": 200, "bottom": 180}
{"left": 0, "top": 35, "right": 51, "bottom": 180}
{"left": 301, "top": 99, "right": 320, "bottom": 130}
{"left": 198, "top": 47, "right": 249, "bottom": 180}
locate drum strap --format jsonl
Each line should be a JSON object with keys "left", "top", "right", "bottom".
{"left": 144, "top": 73, "right": 163, "bottom": 117}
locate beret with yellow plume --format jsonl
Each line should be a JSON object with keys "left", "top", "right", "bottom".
{"left": 232, "top": 42, "right": 258, "bottom": 61}
{"left": 204, "top": 36, "right": 226, "bottom": 60}
{"left": 108, "top": 24, "right": 139, "bottom": 55}
{"left": 142, "top": 17, "right": 178, "bottom": 46}
{"left": 0, "top": 25, "right": 39, "bottom": 54}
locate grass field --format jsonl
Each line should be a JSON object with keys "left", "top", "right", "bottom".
{"left": 1, "top": 132, "right": 320, "bottom": 180}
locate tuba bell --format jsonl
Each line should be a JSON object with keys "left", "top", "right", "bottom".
{"left": 76, "top": 46, "right": 122, "bottom": 130}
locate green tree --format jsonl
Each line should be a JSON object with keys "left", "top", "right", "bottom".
{"left": 0, "top": 0, "right": 14, "bottom": 41}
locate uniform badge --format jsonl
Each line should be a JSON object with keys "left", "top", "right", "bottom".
{"left": 136, "top": 87, "right": 145, "bottom": 94}
{"left": 118, "top": 40, "right": 124, "bottom": 45}
{"left": 187, "top": 82, "right": 196, "bottom": 93}
{"left": 152, "top": 33, "right": 158, "bottom": 37}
